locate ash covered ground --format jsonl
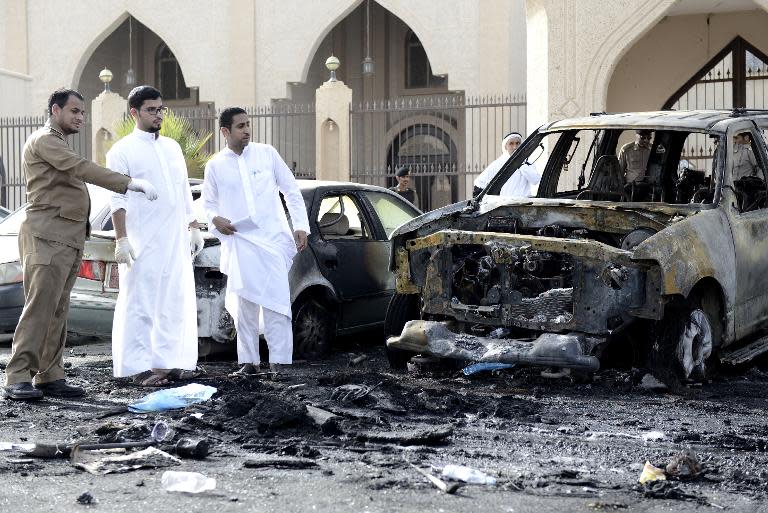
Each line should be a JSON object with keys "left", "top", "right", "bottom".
{"left": 1, "top": 337, "right": 768, "bottom": 513}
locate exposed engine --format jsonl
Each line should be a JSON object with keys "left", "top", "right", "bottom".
{"left": 451, "top": 244, "right": 573, "bottom": 306}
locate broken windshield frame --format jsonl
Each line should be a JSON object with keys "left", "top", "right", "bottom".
{"left": 478, "top": 127, "right": 725, "bottom": 208}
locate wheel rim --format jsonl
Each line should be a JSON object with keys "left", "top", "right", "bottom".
{"left": 294, "top": 301, "right": 330, "bottom": 359}
{"left": 675, "top": 308, "right": 713, "bottom": 379}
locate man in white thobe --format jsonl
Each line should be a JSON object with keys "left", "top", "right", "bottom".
{"left": 473, "top": 132, "right": 541, "bottom": 198}
{"left": 107, "top": 86, "right": 202, "bottom": 384}
{"left": 203, "top": 107, "right": 309, "bottom": 375}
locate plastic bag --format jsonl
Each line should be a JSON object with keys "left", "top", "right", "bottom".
{"left": 128, "top": 384, "right": 217, "bottom": 413}
{"left": 441, "top": 464, "right": 497, "bottom": 485}
{"left": 161, "top": 470, "right": 216, "bottom": 493}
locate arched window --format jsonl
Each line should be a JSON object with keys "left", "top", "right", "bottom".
{"left": 405, "top": 31, "right": 446, "bottom": 89}
{"left": 664, "top": 36, "right": 768, "bottom": 110}
{"left": 155, "top": 44, "right": 190, "bottom": 100}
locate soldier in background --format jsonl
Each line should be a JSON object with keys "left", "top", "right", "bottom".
{"left": 618, "top": 129, "right": 653, "bottom": 183}
{"left": 390, "top": 165, "right": 419, "bottom": 208}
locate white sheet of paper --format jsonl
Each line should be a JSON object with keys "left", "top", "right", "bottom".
{"left": 233, "top": 216, "right": 259, "bottom": 233}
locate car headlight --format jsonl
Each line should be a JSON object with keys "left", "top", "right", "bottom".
{"left": 0, "top": 261, "right": 22, "bottom": 285}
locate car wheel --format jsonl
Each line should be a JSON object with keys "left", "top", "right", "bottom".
{"left": 652, "top": 294, "right": 720, "bottom": 384}
{"left": 292, "top": 297, "right": 335, "bottom": 360}
{"left": 384, "top": 293, "right": 420, "bottom": 370}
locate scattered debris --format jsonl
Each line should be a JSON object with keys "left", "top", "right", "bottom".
{"left": 638, "top": 461, "right": 666, "bottom": 484}
{"left": 71, "top": 447, "right": 180, "bottom": 475}
{"left": 305, "top": 405, "right": 341, "bottom": 434}
{"left": 354, "top": 426, "right": 453, "bottom": 446}
{"left": 173, "top": 438, "right": 210, "bottom": 459}
{"left": 161, "top": 470, "right": 216, "bottom": 493}
{"left": 150, "top": 420, "right": 174, "bottom": 443}
{"left": 639, "top": 374, "right": 668, "bottom": 392}
{"left": 348, "top": 354, "right": 369, "bottom": 366}
{"left": 243, "top": 456, "right": 319, "bottom": 469}
{"left": 128, "top": 384, "right": 217, "bottom": 413}
{"left": 441, "top": 464, "right": 497, "bottom": 485}
{"left": 639, "top": 480, "right": 701, "bottom": 501}
{"left": 407, "top": 462, "right": 462, "bottom": 494}
{"left": 640, "top": 431, "right": 665, "bottom": 442}
{"left": 330, "top": 382, "right": 382, "bottom": 403}
{"left": 666, "top": 449, "right": 703, "bottom": 479}
{"left": 75, "top": 491, "right": 95, "bottom": 505}
{"left": 462, "top": 362, "right": 516, "bottom": 376}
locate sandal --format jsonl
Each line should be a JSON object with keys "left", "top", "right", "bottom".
{"left": 166, "top": 368, "right": 204, "bottom": 381}
{"left": 228, "top": 363, "right": 260, "bottom": 377}
{"left": 137, "top": 372, "right": 172, "bottom": 387}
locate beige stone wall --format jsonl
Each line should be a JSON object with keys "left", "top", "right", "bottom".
{"left": 0, "top": 69, "right": 33, "bottom": 117}
{"left": 4, "top": 0, "right": 526, "bottom": 114}
{"left": 607, "top": 10, "right": 768, "bottom": 112}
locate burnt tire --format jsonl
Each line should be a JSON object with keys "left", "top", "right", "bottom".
{"left": 292, "top": 297, "right": 335, "bottom": 360}
{"left": 384, "top": 293, "right": 420, "bottom": 370}
{"left": 651, "top": 293, "right": 721, "bottom": 385}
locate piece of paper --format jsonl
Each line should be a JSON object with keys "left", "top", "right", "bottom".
{"left": 211, "top": 216, "right": 258, "bottom": 238}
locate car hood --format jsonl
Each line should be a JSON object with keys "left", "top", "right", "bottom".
{"left": 0, "top": 235, "right": 19, "bottom": 264}
{"left": 390, "top": 196, "right": 706, "bottom": 238}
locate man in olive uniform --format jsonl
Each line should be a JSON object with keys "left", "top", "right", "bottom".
{"left": 618, "top": 129, "right": 653, "bottom": 183}
{"left": 2, "top": 89, "right": 157, "bottom": 401}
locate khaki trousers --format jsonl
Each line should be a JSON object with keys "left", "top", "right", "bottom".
{"left": 4, "top": 228, "right": 82, "bottom": 386}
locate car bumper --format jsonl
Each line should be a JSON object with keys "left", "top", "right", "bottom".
{"left": 0, "top": 282, "right": 24, "bottom": 333}
{"left": 68, "top": 291, "right": 116, "bottom": 338}
{"left": 387, "top": 320, "right": 602, "bottom": 371}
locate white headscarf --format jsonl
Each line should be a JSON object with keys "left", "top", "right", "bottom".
{"left": 501, "top": 132, "right": 523, "bottom": 155}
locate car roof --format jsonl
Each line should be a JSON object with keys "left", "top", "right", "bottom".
{"left": 543, "top": 110, "right": 768, "bottom": 133}
{"left": 295, "top": 179, "right": 393, "bottom": 193}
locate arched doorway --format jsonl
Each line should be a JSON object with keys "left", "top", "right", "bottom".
{"left": 386, "top": 124, "right": 458, "bottom": 211}
{"left": 76, "top": 16, "right": 195, "bottom": 106}
{"left": 663, "top": 36, "right": 768, "bottom": 110}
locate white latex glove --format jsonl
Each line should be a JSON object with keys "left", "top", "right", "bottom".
{"left": 115, "top": 237, "right": 136, "bottom": 267}
{"left": 127, "top": 178, "right": 158, "bottom": 200}
{"left": 190, "top": 227, "right": 204, "bottom": 259}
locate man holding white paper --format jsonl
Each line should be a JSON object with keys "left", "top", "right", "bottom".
{"left": 203, "top": 107, "right": 309, "bottom": 375}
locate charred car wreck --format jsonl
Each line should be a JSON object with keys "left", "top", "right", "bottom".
{"left": 387, "top": 110, "right": 768, "bottom": 380}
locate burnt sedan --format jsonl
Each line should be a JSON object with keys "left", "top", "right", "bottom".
{"left": 387, "top": 109, "right": 768, "bottom": 382}
{"left": 68, "top": 180, "right": 421, "bottom": 359}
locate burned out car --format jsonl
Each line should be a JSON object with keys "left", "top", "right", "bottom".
{"left": 386, "top": 110, "right": 768, "bottom": 380}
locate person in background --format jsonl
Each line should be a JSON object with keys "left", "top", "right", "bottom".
{"left": 618, "top": 129, "right": 653, "bottom": 183}
{"left": 389, "top": 165, "right": 419, "bottom": 208}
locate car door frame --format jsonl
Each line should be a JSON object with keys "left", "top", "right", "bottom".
{"left": 308, "top": 186, "right": 393, "bottom": 331}
{"left": 725, "top": 119, "right": 768, "bottom": 338}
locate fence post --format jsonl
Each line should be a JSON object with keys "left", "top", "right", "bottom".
{"left": 91, "top": 89, "right": 127, "bottom": 166}
{"left": 315, "top": 61, "right": 352, "bottom": 182}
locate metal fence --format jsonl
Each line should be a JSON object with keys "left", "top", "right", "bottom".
{"left": 174, "top": 102, "right": 316, "bottom": 179}
{"left": 349, "top": 94, "right": 526, "bottom": 211}
{"left": 0, "top": 116, "right": 91, "bottom": 211}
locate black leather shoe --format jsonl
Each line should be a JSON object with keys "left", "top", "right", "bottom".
{"left": 3, "top": 382, "right": 44, "bottom": 400}
{"left": 34, "top": 380, "right": 85, "bottom": 398}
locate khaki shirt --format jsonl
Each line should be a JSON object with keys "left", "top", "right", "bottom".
{"left": 618, "top": 142, "right": 651, "bottom": 183}
{"left": 22, "top": 120, "right": 131, "bottom": 249}
{"left": 732, "top": 145, "right": 759, "bottom": 180}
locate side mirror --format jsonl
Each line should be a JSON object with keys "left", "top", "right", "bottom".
{"left": 527, "top": 143, "right": 545, "bottom": 165}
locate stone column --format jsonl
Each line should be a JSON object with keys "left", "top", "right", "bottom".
{"left": 91, "top": 89, "right": 126, "bottom": 166}
{"left": 315, "top": 64, "right": 352, "bottom": 182}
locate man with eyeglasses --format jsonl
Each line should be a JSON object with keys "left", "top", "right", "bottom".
{"left": 618, "top": 129, "right": 654, "bottom": 183}
{"left": 106, "top": 85, "right": 202, "bottom": 386}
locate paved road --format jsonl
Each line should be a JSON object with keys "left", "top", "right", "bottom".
{"left": 1, "top": 339, "right": 767, "bottom": 512}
